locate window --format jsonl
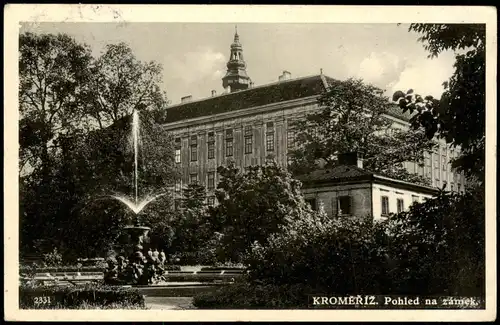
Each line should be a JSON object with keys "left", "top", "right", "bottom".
{"left": 207, "top": 196, "right": 216, "bottom": 206}
{"left": 175, "top": 180, "right": 182, "bottom": 192}
{"left": 174, "top": 138, "right": 181, "bottom": 163}
{"left": 190, "top": 173, "right": 198, "bottom": 184}
{"left": 175, "top": 149, "right": 181, "bottom": 163}
{"left": 442, "top": 155, "right": 447, "bottom": 171}
{"left": 190, "top": 135, "right": 198, "bottom": 162}
{"left": 287, "top": 129, "right": 295, "bottom": 149}
{"left": 190, "top": 145, "right": 198, "bottom": 162}
{"left": 207, "top": 172, "right": 215, "bottom": 190}
{"left": 451, "top": 183, "right": 455, "bottom": 191}
{"left": 207, "top": 142, "right": 215, "bottom": 159}
{"left": 418, "top": 164, "right": 424, "bottom": 176}
{"left": 207, "top": 132, "right": 215, "bottom": 159}
{"left": 244, "top": 125, "right": 252, "bottom": 136}
{"left": 381, "top": 196, "right": 390, "bottom": 215}
{"left": 225, "top": 139, "right": 233, "bottom": 157}
{"left": 306, "top": 198, "right": 317, "bottom": 211}
{"left": 434, "top": 152, "right": 440, "bottom": 170}
{"left": 397, "top": 198, "right": 404, "bottom": 213}
{"left": 225, "top": 129, "right": 233, "bottom": 157}
{"left": 244, "top": 136, "right": 253, "bottom": 154}
{"left": 266, "top": 122, "right": 275, "bottom": 152}
{"left": 412, "top": 195, "right": 419, "bottom": 203}
{"left": 458, "top": 183, "right": 462, "bottom": 192}
{"left": 266, "top": 132, "right": 275, "bottom": 151}
{"left": 338, "top": 196, "right": 351, "bottom": 215}
{"left": 244, "top": 126, "right": 253, "bottom": 154}
{"left": 425, "top": 152, "right": 432, "bottom": 178}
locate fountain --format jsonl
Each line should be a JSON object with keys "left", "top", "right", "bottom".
{"left": 104, "top": 110, "right": 167, "bottom": 285}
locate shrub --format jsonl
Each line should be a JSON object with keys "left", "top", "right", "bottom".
{"left": 193, "top": 280, "right": 313, "bottom": 309}
{"left": 163, "top": 264, "right": 181, "bottom": 271}
{"left": 213, "top": 261, "right": 246, "bottom": 269}
{"left": 246, "top": 215, "right": 391, "bottom": 295}
{"left": 170, "top": 251, "right": 216, "bottom": 266}
{"left": 20, "top": 265, "right": 106, "bottom": 273}
{"left": 43, "top": 248, "right": 63, "bottom": 267}
{"left": 19, "top": 283, "right": 145, "bottom": 309}
{"left": 208, "top": 162, "right": 314, "bottom": 263}
{"left": 385, "top": 187, "right": 485, "bottom": 296}
{"left": 198, "top": 187, "right": 485, "bottom": 308}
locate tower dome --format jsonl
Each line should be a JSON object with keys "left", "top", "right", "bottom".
{"left": 222, "top": 26, "right": 252, "bottom": 93}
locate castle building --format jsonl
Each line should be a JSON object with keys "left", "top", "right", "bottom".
{"left": 162, "top": 30, "right": 465, "bottom": 214}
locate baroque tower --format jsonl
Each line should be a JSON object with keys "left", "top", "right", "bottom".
{"left": 222, "top": 27, "right": 252, "bottom": 93}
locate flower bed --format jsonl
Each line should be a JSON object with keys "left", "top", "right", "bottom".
{"left": 19, "top": 283, "right": 145, "bottom": 309}
{"left": 20, "top": 266, "right": 106, "bottom": 273}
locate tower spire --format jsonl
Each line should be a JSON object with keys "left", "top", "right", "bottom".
{"left": 234, "top": 25, "right": 239, "bottom": 43}
{"left": 222, "top": 28, "right": 251, "bottom": 93}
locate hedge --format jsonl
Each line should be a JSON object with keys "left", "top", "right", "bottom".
{"left": 19, "top": 283, "right": 145, "bottom": 309}
{"left": 20, "top": 264, "right": 181, "bottom": 274}
{"left": 20, "top": 265, "right": 106, "bottom": 273}
{"left": 193, "top": 280, "right": 313, "bottom": 309}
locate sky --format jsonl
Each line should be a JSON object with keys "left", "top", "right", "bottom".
{"left": 20, "top": 22, "right": 457, "bottom": 105}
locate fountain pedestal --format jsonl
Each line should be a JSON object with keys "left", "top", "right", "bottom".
{"left": 123, "top": 216, "right": 150, "bottom": 258}
{"left": 104, "top": 216, "right": 152, "bottom": 285}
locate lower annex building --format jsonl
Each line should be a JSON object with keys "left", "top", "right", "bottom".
{"left": 161, "top": 30, "right": 465, "bottom": 219}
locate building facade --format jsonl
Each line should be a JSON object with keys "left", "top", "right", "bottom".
{"left": 298, "top": 153, "right": 437, "bottom": 220}
{"left": 162, "top": 31, "right": 465, "bottom": 212}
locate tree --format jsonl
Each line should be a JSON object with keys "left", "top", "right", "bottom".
{"left": 19, "top": 32, "right": 93, "bottom": 177}
{"left": 386, "top": 187, "right": 485, "bottom": 296}
{"left": 393, "top": 24, "right": 485, "bottom": 181}
{"left": 19, "top": 32, "right": 95, "bottom": 254}
{"left": 18, "top": 33, "right": 175, "bottom": 258}
{"left": 169, "top": 183, "right": 210, "bottom": 255}
{"left": 289, "top": 78, "right": 434, "bottom": 185}
{"left": 209, "top": 161, "right": 313, "bottom": 263}
{"left": 83, "top": 42, "right": 169, "bottom": 129}
{"left": 63, "top": 111, "right": 178, "bottom": 258}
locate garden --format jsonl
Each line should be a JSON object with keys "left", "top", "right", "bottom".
{"left": 18, "top": 23, "right": 486, "bottom": 309}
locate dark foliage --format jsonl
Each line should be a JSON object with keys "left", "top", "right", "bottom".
{"left": 393, "top": 24, "right": 485, "bottom": 181}
{"left": 19, "top": 283, "right": 145, "bottom": 309}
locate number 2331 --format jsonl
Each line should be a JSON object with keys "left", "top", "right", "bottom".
{"left": 33, "top": 296, "right": 52, "bottom": 304}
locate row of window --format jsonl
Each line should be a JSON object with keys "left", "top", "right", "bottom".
{"left": 381, "top": 195, "right": 420, "bottom": 216}
{"left": 306, "top": 194, "right": 421, "bottom": 216}
{"left": 174, "top": 124, "right": 298, "bottom": 164}
{"left": 174, "top": 196, "right": 217, "bottom": 210}
{"left": 175, "top": 171, "right": 217, "bottom": 192}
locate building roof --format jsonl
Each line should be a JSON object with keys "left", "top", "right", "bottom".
{"left": 164, "top": 74, "right": 334, "bottom": 123}
{"left": 297, "top": 165, "right": 373, "bottom": 183}
{"left": 298, "top": 164, "right": 438, "bottom": 195}
{"left": 164, "top": 74, "right": 414, "bottom": 124}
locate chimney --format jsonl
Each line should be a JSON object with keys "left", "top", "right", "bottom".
{"left": 211, "top": 90, "right": 217, "bottom": 97}
{"left": 338, "top": 152, "right": 363, "bottom": 169}
{"left": 181, "top": 95, "right": 192, "bottom": 103}
{"left": 279, "top": 70, "right": 292, "bottom": 81}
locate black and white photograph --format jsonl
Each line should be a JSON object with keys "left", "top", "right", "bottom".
{"left": 4, "top": 4, "right": 496, "bottom": 322}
